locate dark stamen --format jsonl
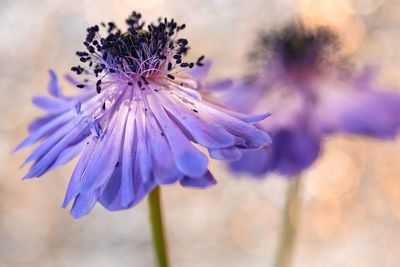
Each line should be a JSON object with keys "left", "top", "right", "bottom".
{"left": 70, "top": 11, "right": 206, "bottom": 91}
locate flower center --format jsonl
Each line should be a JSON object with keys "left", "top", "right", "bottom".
{"left": 277, "top": 25, "right": 339, "bottom": 70}
{"left": 281, "top": 33, "right": 315, "bottom": 67}
{"left": 71, "top": 12, "right": 205, "bottom": 93}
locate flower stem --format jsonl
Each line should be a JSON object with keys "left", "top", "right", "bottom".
{"left": 273, "top": 177, "right": 302, "bottom": 267}
{"left": 148, "top": 186, "right": 170, "bottom": 267}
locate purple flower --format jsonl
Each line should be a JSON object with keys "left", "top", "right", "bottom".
{"left": 16, "top": 12, "right": 271, "bottom": 218}
{"left": 227, "top": 23, "right": 400, "bottom": 176}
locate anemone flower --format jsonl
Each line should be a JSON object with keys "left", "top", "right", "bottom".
{"left": 227, "top": 23, "right": 400, "bottom": 176}
{"left": 224, "top": 22, "right": 400, "bottom": 267}
{"left": 16, "top": 11, "right": 271, "bottom": 220}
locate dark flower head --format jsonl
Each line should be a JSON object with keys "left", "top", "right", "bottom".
{"left": 251, "top": 23, "right": 344, "bottom": 81}
{"left": 72, "top": 11, "right": 203, "bottom": 91}
{"left": 226, "top": 21, "right": 400, "bottom": 176}
{"left": 16, "top": 12, "right": 271, "bottom": 218}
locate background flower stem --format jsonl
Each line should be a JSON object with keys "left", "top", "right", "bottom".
{"left": 273, "top": 177, "right": 302, "bottom": 267}
{"left": 148, "top": 186, "right": 170, "bottom": 267}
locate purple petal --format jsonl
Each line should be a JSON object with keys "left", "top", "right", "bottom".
{"left": 107, "top": 109, "right": 155, "bottom": 210}
{"left": 351, "top": 66, "right": 377, "bottom": 88}
{"left": 230, "top": 148, "right": 273, "bottom": 176}
{"left": 28, "top": 114, "right": 58, "bottom": 133}
{"left": 119, "top": 108, "right": 138, "bottom": 207}
{"left": 202, "top": 106, "right": 271, "bottom": 148}
{"left": 206, "top": 101, "right": 271, "bottom": 123}
{"left": 79, "top": 104, "right": 129, "bottom": 193}
{"left": 48, "top": 70, "right": 62, "bottom": 97}
{"left": 180, "top": 171, "right": 217, "bottom": 188}
{"left": 269, "top": 127, "right": 321, "bottom": 175}
{"left": 147, "top": 94, "right": 209, "bottom": 177}
{"left": 23, "top": 123, "right": 89, "bottom": 178}
{"left": 135, "top": 104, "right": 153, "bottom": 183}
{"left": 166, "top": 89, "right": 271, "bottom": 148}
{"left": 99, "top": 162, "right": 154, "bottom": 211}
{"left": 70, "top": 190, "right": 100, "bottom": 219}
{"left": 204, "top": 79, "right": 233, "bottom": 92}
{"left": 317, "top": 84, "right": 400, "bottom": 138}
{"left": 186, "top": 60, "right": 212, "bottom": 82}
{"left": 209, "top": 147, "right": 242, "bottom": 161}
{"left": 146, "top": 112, "right": 182, "bottom": 184}
{"left": 221, "top": 82, "right": 267, "bottom": 114}
{"left": 15, "top": 111, "right": 74, "bottom": 151}
{"left": 232, "top": 127, "right": 321, "bottom": 176}
{"left": 32, "top": 96, "right": 69, "bottom": 113}
{"left": 160, "top": 94, "right": 236, "bottom": 148}
{"left": 22, "top": 119, "right": 87, "bottom": 166}
{"left": 90, "top": 120, "right": 104, "bottom": 139}
{"left": 62, "top": 142, "right": 97, "bottom": 208}
{"left": 48, "top": 141, "right": 86, "bottom": 171}
{"left": 98, "top": 161, "right": 123, "bottom": 210}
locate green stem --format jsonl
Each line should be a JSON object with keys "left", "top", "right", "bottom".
{"left": 148, "top": 186, "right": 170, "bottom": 267}
{"left": 273, "top": 178, "right": 302, "bottom": 267}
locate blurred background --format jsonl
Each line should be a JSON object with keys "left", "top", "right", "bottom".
{"left": 1, "top": 0, "right": 400, "bottom": 266}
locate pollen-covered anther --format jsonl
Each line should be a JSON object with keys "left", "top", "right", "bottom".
{"left": 70, "top": 11, "right": 206, "bottom": 92}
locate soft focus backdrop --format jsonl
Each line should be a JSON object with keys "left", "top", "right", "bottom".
{"left": 1, "top": 0, "right": 400, "bottom": 266}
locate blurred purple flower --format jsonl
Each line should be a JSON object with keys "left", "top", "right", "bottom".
{"left": 16, "top": 12, "right": 271, "bottom": 218}
{"left": 227, "top": 23, "right": 400, "bottom": 176}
